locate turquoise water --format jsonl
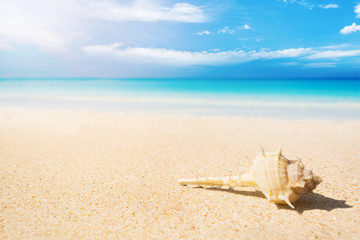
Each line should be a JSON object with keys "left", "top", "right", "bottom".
{"left": 0, "top": 78, "right": 359, "bottom": 99}
{"left": 0, "top": 78, "right": 359, "bottom": 119}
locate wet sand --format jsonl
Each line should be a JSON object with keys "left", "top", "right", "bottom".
{"left": 0, "top": 107, "right": 359, "bottom": 239}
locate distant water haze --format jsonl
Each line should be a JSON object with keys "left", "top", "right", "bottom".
{"left": 0, "top": 78, "right": 359, "bottom": 119}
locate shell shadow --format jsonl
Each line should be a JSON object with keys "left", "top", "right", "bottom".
{"left": 278, "top": 192, "right": 352, "bottom": 214}
{"left": 200, "top": 187, "right": 352, "bottom": 214}
{"left": 199, "top": 187, "right": 266, "bottom": 199}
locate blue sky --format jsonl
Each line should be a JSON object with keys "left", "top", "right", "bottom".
{"left": 0, "top": 0, "right": 360, "bottom": 78}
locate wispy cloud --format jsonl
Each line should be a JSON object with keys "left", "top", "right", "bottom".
{"left": 307, "top": 50, "right": 360, "bottom": 59}
{"left": 318, "top": 4, "right": 338, "bottom": 9}
{"left": 320, "top": 44, "right": 349, "bottom": 49}
{"left": 0, "top": 0, "right": 85, "bottom": 51}
{"left": 81, "top": 43, "right": 313, "bottom": 66}
{"left": 82, "top": 42, "right": 360, "bottom": 66}
{"left": 282, "top": 0, "right": 305, "bottom": 4}
{"left": 0, "top": 0, "right": 208, "bottom": 51}
{"left": 82, "top": 43, "right": 244, "bottom": 65}
{"left": 218, "top": 27, "right": 235, "bottom": 34}
{"left": 281, "top": 0, "right": 313, "bottom": 9}
{"left": 194, "top": 30, "right": 211, "bottom": 36}
{"left": 251, "top": 48, "right": 312, "bottom": 59}
{"left": 218, "top": 25, "right": 252, "bottom": 34}
{"left": 340, "top": 23, "right": 360, "bottom": 34}
{"left": 89, "top": 1, "right": 207, "bottom": 23}
{"left": 282, "top": 0, "right": 340, "bottom": 9}
{"left": 81, "top": 42, "right": 124, "bottom": 54}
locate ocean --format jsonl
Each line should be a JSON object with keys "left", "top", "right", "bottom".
{"left": 0, "top": 78, "right": 359, "bottom": 119}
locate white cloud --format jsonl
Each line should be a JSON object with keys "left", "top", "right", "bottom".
{"left": 340, "top": 23, "right": 360, "bottom": 34}
{"left": 251, "top": 48, "right": 312, "bottom": 59}
{"left": 356, "top": 4, "right": 360, "bottom": 18}
{"left": 318, "top": 4, "right": 338, "bottom": 9}
{"left": 0, "top": 0, "right": 86, "bottom": 51}
{"left": 307, "top": 50, "right": 360, "bottom": 59}
{"left": 237, "top": 24, "right": 252, "bottom": 30}
{"left": 0, "top": 0, "right": 208, "bottom": 51}
{"left": 82, "top": 43, "right": 360, "bottom": 66}
{"left": 82, "top": 43, "right": 244, "bottom": 65}
{"left": 217, "top": 25, "right": 253, "bottom": 34}
{"left": 194, "top": 30, "right": 211, "bottom": 36}
{"left": 218, "top": 27, "right": 235, "bottom": 34}
{"left": 339, "top": 5, "right": 360, "bottom": 35}
{"left": 81, "top": 42, "right": 123, "bottom": 54}
{"left": 320, "top": 44, "right": 349, "bottom": 49}
{"left": 281, "top": 0, "right": 311, "bottom": 8}
{"left": 89, "top": 1, "right": 207, "bottom": 23}
{"left": 282, "top": 0, "right": 299, "bottom": 3}
{"left": 81, "top": 43, "right": 314, "bottom": 66}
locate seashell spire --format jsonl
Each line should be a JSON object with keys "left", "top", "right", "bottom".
{"left": 178, "top": 145, "right": 322, "bottom": 208}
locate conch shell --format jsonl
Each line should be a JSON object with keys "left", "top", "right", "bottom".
{"left": 178, "top": 145, "right": 322, "bottom": 208}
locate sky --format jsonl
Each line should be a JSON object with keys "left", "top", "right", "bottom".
{"left": 0, "top": 0, "right": 360, "bottom": 78}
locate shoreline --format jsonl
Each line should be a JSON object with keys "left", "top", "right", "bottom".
{"left": 1, "top": 94, "right": 360, "bottom": 120}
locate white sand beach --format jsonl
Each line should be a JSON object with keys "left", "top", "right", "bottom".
{"left": 1, "top": 107, "right": 359, "bottom": 239}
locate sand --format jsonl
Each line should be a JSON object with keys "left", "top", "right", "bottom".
{"left": 0, "top": 107, "right": 359, "bottom": 239}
